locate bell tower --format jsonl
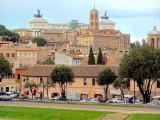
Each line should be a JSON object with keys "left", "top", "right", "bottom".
{"left": 89, "top": 2, "right": 99, "bottom": 32}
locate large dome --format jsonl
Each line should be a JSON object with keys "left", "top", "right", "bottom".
{"left": 29, "top": 18, "right": 48, "bottom": 23}
{"left": 148, "top": 26, "right": 160, "bottom": 35}
{"left": 99, "top": 19, "right": 115, "bottom": 25}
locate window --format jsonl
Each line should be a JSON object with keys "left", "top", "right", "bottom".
{"left": 0, "top": 78, "right": 1, "bottom": 82}
{"left": 69, "top": 82, "right": 72, "bottom": 85}
{"left": 33, "top": 58, "right": 35, "bottom": 62}
{"left": 23, "top": 58, "right": 27, "bottom": 62}
{"left": 24, "top": 52, "right": 26, "bottom": 56}
{"left": 19, "top": 52, "right": 22, "bottom": 56}
{"left": 28, "top": 52, "right": 31, "bottom": 56}
{"left": 32, "top": 52, "right": 36, "bottom": 56}
{"left": 18, "top": 74, "right": 20, "bottom": 80}
{"left": 40, "top": 77, "right": 43, "bottom": 84}
{"left": 11, "top": 53, "right": 14, "bottom": 58}
{"left": 84, "top": 78, "right": 87, "bottom": 85}
{"left": 92, "top": 79, "right": 95, "bottom": 85}
{"left": 23, "top": 79, "right": 25, "bottom": 82}
{"left": 28, "top": 58, "right": 30, "bottom": 62}
{"left": 11, "top": 63, "right": 14, "bottom": 68}
{"left": 0, "top": 53, "right": 3, "bottom": 56}
{"left": 6, "top": 53, "right": 9, "bottom": 57}
{"left": 157, "top": 81, "right": 160, "bottom": 88}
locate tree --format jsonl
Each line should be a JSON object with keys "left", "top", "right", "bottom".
{"left": 0, "top": 56, "right": 13, "bottom": 80}
{"left": 32, "top": 37, "right": 47, "bottom": 46}
{"left": 24, "top": 81, "right": 39, "bottom": 99}
{"left": 0, "top": 24, "right": 6, "bottom": 31}
{"left": 97, "top": 67, "right": 117, "bottom": 99}
{"left": 88, "top": 46, "right": 95, "bottom": 65}
{"left": 113, "top": 78, "right": 130, "bottom": 100}
{"left": 130, "top": 42, "right": 136, "bottom": 48}
{"left": 11, "top": 32, "right": 20, "bottom": 43}
{"left": 50, "top": 65, "right": 75, "bottom": 101}
{"left": 43, "top": 78, "right": 55, "bottom": 100}
{"left": 118, "top": 40, "right": 160, "bottom": 103}
{"left": 0, "top": 29, "right": 12, "bottom": 41}
{"left": 43, "top": 58, "right": 55, "bottom": 65}
{"left": 97, "top": 47, "right": 103, "bottom": 65}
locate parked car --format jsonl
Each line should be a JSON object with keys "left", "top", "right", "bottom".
{"left": 50, "top": 96, "right": 61, "bottom": 101}
{"left": 100, "top": 98, "right": 108, "bottom": 102}
{"left": 124, "top": 98, "right": 133, "bottom": 104}
{"left": 6, "top": 91, "right": 16, "bottom": 95}
{"left": 19, "top": 94, "right": 28, "bottom": 99}
{"left": 147, "top": 100, "right": 159, "bottom": 105}
{"left": 0, "top": 92, "right": 6, "bottom": 95}
{"left": 111, "top": 98, "right": 122, "bottom": 103}
{"left": 88, "top": 99, "right": 98, "bottom": 103}
{"left": 134, "top": 99, "right": 143, "bottom": 104}
{"left": 10, "top": 93, "right": 19, "bottom": 98}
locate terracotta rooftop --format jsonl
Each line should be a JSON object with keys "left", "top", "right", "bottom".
{"left": 16, "top": 66, "right": 32, "bottom": 70}
{"left": 23, "top": 65, "right": 118, "bottom": 77}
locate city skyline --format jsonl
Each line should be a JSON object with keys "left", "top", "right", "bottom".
{"left": 0, "top": 0, "right": 160, "bottom": 42}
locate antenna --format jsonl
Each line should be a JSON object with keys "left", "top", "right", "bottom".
{"left": 94, "top": 0, "right": 95, "bottom": 9}
{"left": 154, "top": 21, "right": 155, "bottom": 26}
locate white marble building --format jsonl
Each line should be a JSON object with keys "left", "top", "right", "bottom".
{"left": 99, "top": 11, "right": 116, "bottom": 30}
{"left": 29, "top": 10, "right": 116, "bottom": 36}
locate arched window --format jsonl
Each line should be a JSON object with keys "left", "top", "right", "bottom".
{"left": 157, "top": 38, "right": 160, "bottom": 48}
{"left": 151, "top": 38, "right": 154, "bottom": 45}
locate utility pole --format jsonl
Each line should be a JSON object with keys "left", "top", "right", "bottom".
{"left": 42, "top": 50, "right": 44, "bottom": 100}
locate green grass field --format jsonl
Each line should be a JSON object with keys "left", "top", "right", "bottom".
{"left": 0, "top": 106, "right": 111, "bottom": 120}
{"left": 125, "top": 114, "right": 160, "bottom": 120}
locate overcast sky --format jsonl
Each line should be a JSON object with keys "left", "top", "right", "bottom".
{"left": 0, "top": 0, "right": 160, "bottom": 42}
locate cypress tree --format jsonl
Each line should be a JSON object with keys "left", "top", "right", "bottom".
{"left": 88, "top": 46, "right": 95, "bottom": 65}
{"left": 97, "top": 47, "right": 103, "bottom": 64}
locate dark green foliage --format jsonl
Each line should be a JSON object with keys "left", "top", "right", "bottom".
{"left": 0, "top": 24, "right": 20, "bottom": 42}
{"left": 0, "top": 56, "right": 12, "bottom": 76}
{"left": 97, "top": 67, "right": 117, "bottom": 99}
{"left": 11, "top": 32, "right": 20, "bottom": 43}
{"left": 118, "top": 40, "right": 160, "bottom": 103}
{"left": 88, "top": 46, "right": 95, "bottom": 65}
{"left": 0, "top": 29, "right": 12, "bottom": 41}
{"left": 113, "top": 78, "right": 130, "bottom": 100}
{"left": 32, "top": 37, "right": 47, "bottom": 46}
{"left": 50, "top": 65, "right": 75, "bottom": 100}
{"left": 97, "top": 47, "right": 103, "bottom": 65}
{"left": 43, "top": 58, "right": 55, "bottom": 65}
{"left": 0, "top": 24, "right": 6, "bottom": 31}
{"left": 130, "top": 42, "right": 136, "bottom": 48}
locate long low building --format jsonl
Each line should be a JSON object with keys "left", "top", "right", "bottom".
{"left": 21, "top": 65, "right": 160, "bottom": 99}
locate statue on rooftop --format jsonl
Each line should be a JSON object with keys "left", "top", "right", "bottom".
{"left": 100, "top": 11, "right": 109, "bottom": 19}
{"left": 33, "top": 9, "right": 42, "bottom": 18}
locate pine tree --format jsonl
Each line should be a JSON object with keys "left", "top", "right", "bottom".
{"left": 97, "top": 47, "right": 103, "bottom": 65}
{"left": 88, "top": 46, "right": 95, "bottom": 65}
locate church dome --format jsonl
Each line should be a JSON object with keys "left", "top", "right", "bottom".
{"left": 148, "top": 26, "right": 160, "bottom": 35}
{"left": 29, "top": 18, "right": 48, "bottom": 23}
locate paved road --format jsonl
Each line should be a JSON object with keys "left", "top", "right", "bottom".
{"left": 0, "top": 101, "right": 160, "bottom": 114}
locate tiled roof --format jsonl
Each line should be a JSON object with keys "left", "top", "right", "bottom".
{"left": 23, "top": 65, "right": 118, "bottom": 77}
{"left": 16, "top": 66, "right": 32, "bottom": 70}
